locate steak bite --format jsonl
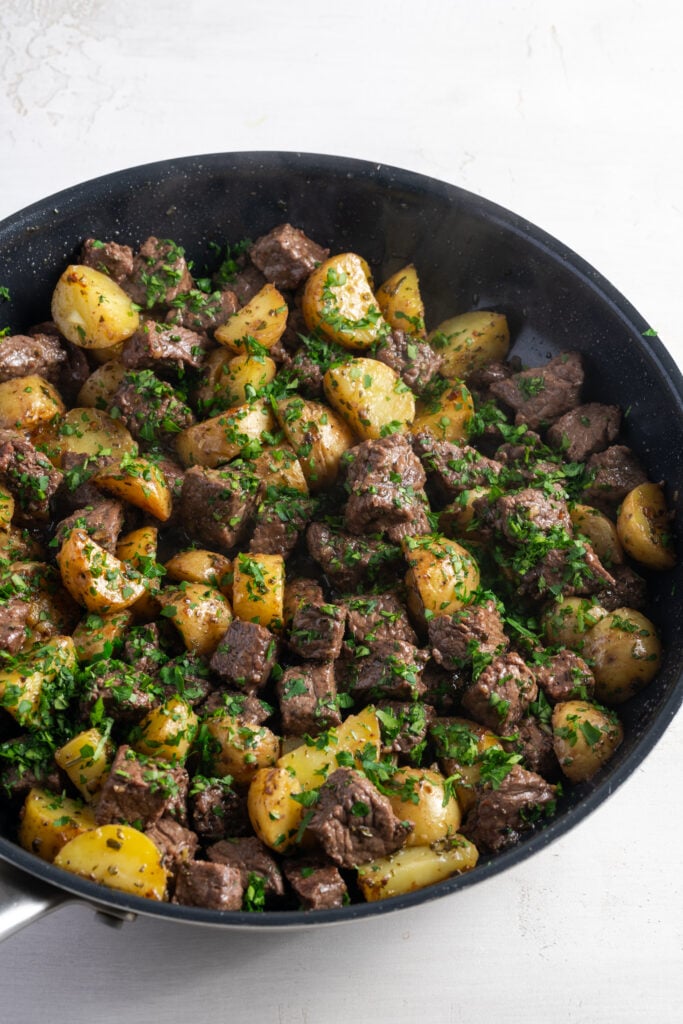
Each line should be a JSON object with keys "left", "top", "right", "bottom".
{"left": 413, "top": 434, "right": 503, "bottom": 503}
{"left": 112, "top": 370, "right": 195, "bottom": 450}
{"left": 0, "top": 333, "right": 66, "bottom": 384}
{"left": 306, "top": 521, "right": 403, "bottom": 591}
{"left": 165, "top": 287, "right": 239, "bottom": 334}
{"left": 546, "top": 402, "right": 621, "bottom": 462}
{"left": 145, "top": 817, "right": 198, "bottom": 875}
{"left": 179, "top": 465, "right": 262, "bottom": 553}
{"left": 209, "top": 619, "right": 279, "bottom": 693}
{"left": 122, "top": 318, "right": 210, "bottom": 375}
{"left": 533, "top": 650, "right": 595, "bottom": 703}
{"left": 122, "top": 236, "right": 193, "bottom": 310}
{"left": 172, "top": 860, "right": 243, "bottom": 911}
{"left": 374, "top": 329, "right": 443, "bottom": 394}
{"left": 489, "top": 351, "right": 584, "bottom": 429}
{"left": 288, "top": 595, "right": 346, "bottom": 661}
{"left": 95, "top": 745, "right": 189, "bottom": 829}
{"left": 594, "top": 563, "right": 648, "bottom": 611}
{"left": 249, "top": 223, "right": 329, "bottom": 290}
{"left": 376, "top": 700, "right": 434, "bottom": 759}
{"left": 502, "top": 717, "right": 559, "bottom": 779}
{"left": 461, "top": 763, "right": 557, "bottom": 853}
{"left": 461, "top": 651, "right": 538, "bottom": 734}
{"left": 581, "top": 445, "right": 648, "bottom": 514}
{"left": 0, "top": 429, "right": 63, "bottom": 523}
{"left": 189, "top": 777, "right": 251, "bottom": 840}
{"left": 277, "top": 661, "right": 342, "bottom": 736}
{"left": 494, "top": 487, "right": 573, "bottom": 543}
{"left": 79, "top": 237, "right": 134, "bottom": 283}
{"left": 54, "top": 498, "right": 125, "bottom": 555}
{"left": 80, "top": 661, "right": 160, "bottom": 725}
{"left": 428, "top": 599, "right": 509, "bottom": 670}
{"left": 207, "top": 836, "right": 284, "bottom": 896}
{"left": 344, "top": 434, "right": 431, "bottom": 542}
{"left": 283, "top": 858, "right": 348, "bottom": 911}
{"left": 344, "top": 592, "right": 417, "bottom": 647}
{"left": 307, "top": 768, "right": 412, "bottom": 868}
{"left": 342, "top": 639, "right": 428, "bottom": 704}
{"left": 249, "top": 489, "right": 317, "bottom": 558}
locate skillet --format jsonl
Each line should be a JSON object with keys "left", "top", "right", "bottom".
{"left": 0, "top": 151, "right": 681, "bottom": 938}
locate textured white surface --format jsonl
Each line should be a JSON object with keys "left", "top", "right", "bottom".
{"left": 0, "top": 2, "right": 682, "bottom": 1022}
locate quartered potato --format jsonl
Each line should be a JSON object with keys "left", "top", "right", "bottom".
{"left": 94, "top": 457, "right": 172, "bottom": 521}
{"left": 402, "top": 534, "right": 480, "bottom": 621}
{"left": 0, "top": 375, "right": 65, "bottom": 435}
{"left": 247, "top": 766, "right": 305, "bottom": 852}
{"left": 132, "top": 697, "right": 198, "bottom": 763}
{"left": 165, "top": 549, "right": 233, "bottom": 597}
{"left": 53, "top": 824, "right": 168, "bottom": 900}
{"left": 571, "top": 504, "right": 624, "bottom": 566}
{"left": 175, "top": 400, "right": 276, "bottom": 468}
{"left": 116, "top": 525, "right": 162, "bottom": 618}
{"left": 55, "top": 728, "right": 114, "bottom": 800}
{"left": 275, "top": 396, "right": 355, "bottom": 490}
{"left": 76, "top": 360, "right": 127, "bottom": 408}
{"left": 19, "top": 788, "right": 97, "bottom": 862}
{"left": 375, "top": 264, "right": 426, "bottom": 337}
{"left": 195, "top": 350, "right": 277, "bottom": 411}
{"left": 232, "top": 552, "right": 284, "bottom": 630}
{"left": 617, "top": 482, "right": 676, "bottom": 570}
{"left": 410, "top": 382, "right": 474, "bottom": 442}
{"left": 277, "top": 706, "right": 381, "bottom": 790}
{"left": 323, "top": 357, "right": 415, "bottom": 439}
{"left": 385, "top": 768, "right": 461, "bottom": 847}
{"left": 248, "top": 444, "right": 309, "bottom": 494}
{"left": 302, "top": 253, "right": 388, "bottom": 350}
{"left": 428, "top": 311, "right": 509, "bottom": 379}
{"left": 0, "top": 635, "right": 77, "bottom": 726}
{"left": 54, "top": 407, "right": 137, "bottom": 464}
{"left": 51, "top": 264, "right": 140, "bottom": 349}
{"left": 57, "top": 528, "right": 147, "bottom": 613}
{"left": 206, "top": 713, "right": 280, "bottom": 784}
{"left": 158, "top": 582, "right": 233, "bottom": 656}
{"left": 214, "top": 283, "right": 288, "bottom": 353}
{"left": 357, "top": 836, "right": 479, "bottom": 902}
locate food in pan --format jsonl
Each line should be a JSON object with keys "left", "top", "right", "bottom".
{"left": 0, "top": 223, "right": 676, "bottom": 912}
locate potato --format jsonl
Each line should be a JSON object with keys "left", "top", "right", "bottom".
{"left": 132, "top": 697, "right": 198, "bottom": 764}
{"left": 582, "top": 608, "right": 662, "bottom": 704}
{"left": 0, "top": 525, "right": 46, "bottom": 561}
{"left": 0, "top": 635, "right": 77, "bottom": 726}
{"left": 247, "top": 766, "right": 305, "bottom": 853}
{"left": 375, "top": 264, "right": 426, "bottom": 337}
{"left": 275, "top": 396, "right": 355, "bottom": 490}
{"left": 616, "top": 482, "right": 676, "bottom": 571}
{"left": 428, "top": 311, "right": 509, "bottom": 380}
{"left": 410, "top": 382, "right": 474, "bottom": 442}
{"left": 115, "top": 525, "right": 161, "bottom": 618}
{"left": 302, "top": 253, "right": 388, "bottom": 350}
{"left": 57, "top": 528, "right": 147, "bottom": 613}
{"left": 248, "top": 444, "right": 309, "bottom": 494}
{"left": 165, "top": 549, "right": 233, "bottom": 597}
{"left": 430, "top": 717, "right": 503, "bottom": 813}
{"left": 357, "top": 835, "right": 479, "bottom": 902}
{"left": 54, "top": 407, "right": 137, "bottom": 464}
{"left": 18, "top": 788, "right": 96, "bottom": 862}
{"left": 214, "top": 283, "right": 288, "bottom": 353}
{"left": 570, "top": 504, "right": 624, "bottom": 566}
{"left": 175, "top": 400, "right": 276, "bottom": 468}
{"left": 402, "top": 534, "right": 480, "bottom": 621}
{"left": 94, "top": 457, "right": 172, "bottom": 521}
{"left": 195, "top": 350, "right": 277, "bottom": 411}
{"left": 76, "top": 360, "right": 127, "bottom": 409}
{"left": 541, "top": 596, "right": 608, "bottom": 651}
{"left": 51, "top": 264, "right": 140, "bottom": 349}
{"left": 232, "top": 552, "right": 284, "bottom": 630}
{"left": 72, "top": 609, "right": 134, "bottom": 662}
{"left": 157, "top": 582, "right": 233, "bottom": 656}
{"left": 386, "top": 768, "right": 461, "bottom": 847}
{"left": 323, "top": 358, "right": 415, "bottom": 439}
{"left": 0, "top": 485, "right": 14, "bottom": 528}
{"left": 277, "top": 706, "right": 381, "bottom": 790}
{"left": 3, "top": 560, "right": 80, "bottom": 644}
{"left": 55, "top": 728, "right": 114, "bottom": 800}
{"left": 206, "top": 713, "right": 280, "bottom": 784}
{"left": 0, "top": 374, "right": 65, "bottom": 435}
{"left": 53, "top": 824, "right": 168, "bottom": 900}
{"left": 439, "top": 487, "right": 491, "bottom": 541}
{"left": 552, "top": 700, "right": 624, "bottom": 782}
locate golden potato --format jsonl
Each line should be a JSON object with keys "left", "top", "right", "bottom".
{"left": 115, "top": 525, "right": 161, "bottom": 618}
{"left": 302, "top": 253, "right": 388, "bottom": 350}
{"left": 18, "top": 788, "right": 97, "bottom": 862}
{"left": 54, "top": 407, "right": 137, "bottom": 464}
{"left": 53, "top": 824, "right": 168, "bottom": 900}
{"left": 94, "top": 457, "right": 172, "bottom": 521}
{"left": 232, "top": 552, "right": 284, "bottom": 630}
{"left": 0, "top": 635, "right": 77, "bottom": 727}
{"left": 570, "top": 504, "right": 624, "bottom": 566}
{"left": 375, "top": 264, "right": 426, "bottom": 337}
{"left": 410, "top": 382, "right": 474, "bottom": 442}
{"left": 51, "top": 264, "right": 140, "bottom": 349}
{"left": 214, "top": 283, "right": 288, "bottom": 353}
{"left": 76, "top": 360, "right": 127, "bottom": 409}
{"left": 132, "top": 697, "right": 198, "bottom": 764}
{"left": 0, "top": 375, "right": 65, "bottom": 435}
{"left": 206, "top": 713, "right": 280, "bottom": 784}
{"left": 616, "top": 482, "right": 676, "bottom": 571}
{"left": 3, "top": 560, "right": 79, "bottom": 645}
{"left": 248, "top": 444, "right": 309, "bottom": 494}
{"left": 0, "top": 485, "right": 14, "bottom": 529}
{"left": 57, "top": 528, "right": 146, "bottom": 613}
{"left": 552, "top": 700, "right": 624, "bottom": 782}
{"left": 357, "top": 836, "right": 479, "bottom": 902}
{"left": 402, "top": 534, "right": 480, "bottom": 621}
{"left": 195, "top": 350, "right": 277, "bottom": 412}
{"left": 323, "top": 358, "right": 415, "bottom": 439}
{"left": 277, "top": 706, "right": 381, "bottom": 790}
{"left": 439, "top": 487, "right": 491, "bottom": 541}
{"left": 428, "top": 311, "right": 509, "bottom": 380}
{"left": 157, "top": 582, "right": 233, "bottom": 656}
{"left": 165, "top": 549, "right": 233, "bottom": 597}
{"left": 386, "top": 768, "right": 461, "bottom": 847}
{"left": 430, "top": 717, "right": 503, "bottom": 813}
{"left": 275, "top": 396, "right": 355, "bottom": 490}
{"left": 175, "top": 400, "right": 276, "bottom": 468}
{"left": 541, "top": 596, "right": 609, "bottom": 651}
{"left": 72, "top": 609, "right": 134, "bottom": 662}
{"left": 247, "top": 766, "right": 305, "bottom": 853}
{"left": 55, "top": 728, "right": 114, "bottom": 800}
{"left": 582, "top": 608, "right": 662, "bottom": 704}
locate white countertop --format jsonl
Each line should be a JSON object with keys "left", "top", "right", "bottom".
{"left": 1, "top": 2, "right": 681, "bottom": 1021}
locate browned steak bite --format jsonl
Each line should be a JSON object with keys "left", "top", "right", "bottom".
{"left": 145, "top": 817, "right": 198, "bottom": 875}
{"left": 54, "top": 498, "right": 125, "bottom": 555}
{"left": 0, "top": 333, "right": 66, "bottom": 384}
{"left": 112, "top": 371, "right": 195, "bottom": 450}
{"left": 79, "top": 238, "right": 134, "bottom": 282}
{"left": 594, "top": 563, "right": 648, "bottom": 611}
{"left": 209, "top": 619, "right": 278, "bottom": 693}
{"left": 57, "top": 452, "right": 117, "bottom": 514}
{"left": 344, "top": 434, "right": 431, "bottom": 542}
{"left": 461, "top": 764, "right": 557, "bottom": 853}
{"left": 0, "top": 429, "right": 63, "bottom": 523}
{"left": 249, "top": 223, "right": 329, "bottom": 290}
{"left": 494, "top": 487, "right": 573, "bottom": 543}
{"left": 376, "top": 700, "right": 434, "bottom": 759}
{"left": 466, "top": 359, "right": 516, "bottom": 395}
{"left": 413, "top": 434, "right": 503, "bottom": 503}
{"left": 278, "top": 661, "right": 342, "bottom": 736}
{"left": 462, "top": 651, "right": 538, "bottom": 734}
{"left": 122, "top": 318, "right": 210, "bottom": 374}
{"left": 283, "top": 858, "right": 348, "bottom": 911}
{"left": 502, "top": 717, "right": 558, "bottom": 778}
{"left": 122, "top": 622, "right": 168, "bottom": 677}
{"left": 489, "top": 351, "right": 584, "bottom": 429}
{"left": 122, "top": 236, "right": 193, "bottom": 310}
{"left": 80, "top": 663, "right": 159, "bottom": 725}
{"left": 172, "top": 860, "right": 243, "bottom": 911}
{"left": 288, "top": 595, "right": 346, "bottom": 661}
{"left": 306, "top": 521, "right": 402, "bottom": 591}
{"left": 179, "top": 466, "right": 262, "bottom": 553}
{"left": 0, "top": 597, "right": 31, "bottom": 654}
{"left": 581, "top": 444, "right": 648, "bottom": 514}
{"left": 375, "top": 329, "right": 442, "bottom": 394}
{"left": 165, "top": 288, "right": 239, "bottom": 333}
{"left": 189, "top": 777, "right": 251, "bottom": 840}
{"left": 249, "top": 491, "right": 317, "bottom": 558}
{"left": 546, "top": 402, "right": 621, "bottom": 462}
{"left": 218, "top": 263, "right": 267, "bottom": 306}
{"left": 308, "top": 768, "right": 412, "bottom": 868}
{"left": 95, "top": 745, "right": 189, "bottom": 829}
{"left": 428, "top": 599, "right": 509, "bottom": 670}
{"left": 533, "top": 650, "right": 595, "bottom": 703}
{"left": 344, "top": 592, "right": 418, "bottom": 647}
{"left": 207, "top": 836, "right": 284, "bottom": 896}
{"left": 342, "top": 639, "right": 428, "bottom": 704}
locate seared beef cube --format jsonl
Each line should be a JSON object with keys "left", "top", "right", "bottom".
{"left": 503, "top": 717, "right": 559, "bottom": 778}
{"left": 0, "top": 740, "right": 62, "bottom": 807}
{"left": 594, "top": 563, "right": 648, "bottom": 611}
{"left": 249, "top": 489, "right": 317, "bottom": 558}
{"left": 59, "top": 341, "right": 91, "bottom": 404}
{"left": 284, "top": 576, "right": 324, "bottom": 623}
{"left": 172, "top": 860, "right": 243, "bottom": 910}
{"left": 462, "top": 652, "right": 538, "bottom": 734}
{"left": 344, "top": 435, "right": 431, "bottom": 542}
{"left": 180, "top": 466, "right": 262, "bottom": 553}
{"left": 145, "top": 817, "right": 198, "bottom": 874}
{"left": 520, "top": 541, "right": 615, "bottom": 601}
{"left": 80, "top": 238, "right": 134, "bottom": 282}
{"left": 0, "top": 596, "right": 30, "bottom": 654}
{"left": 308, "top": 768, "right": 412, "bottom": 868}
{"left": 190, "top": 776, "right": 250, "bottom": 840}
{"left": 249, "top": 224, "right": 329, "bottom": 290}
{"left": 546, "top": 403, "right": 621, "bottom": 462}
{"left": 288, "top": 348, "right": 325, "bottom": 399}
{"left": 343, "top": 640, "right": 428, "bottom": 704}
{"left": 165, "top": 288, "right": 239, "bottom": 333}
{"left": 462, "top": 764, "right": 557, "bottom": 853}
{"left": 421, "top": 660, "right": 461, "bottom": 714}
{"left": 217, "top": 263, "right": 267, "bottom": 306}
{"left": 0, "top": 430, "right": 62, "bottom": 523}
{"left": 123, "top": 236, "right": 193, "bottom": 310}
{"left": 466, "top": 360, "right": 515, "bottom": 394}
{"left": 375, "top": 329, "right": 442, "bottom": 394}
{"left": 428, "top": 599, "right": 508, "bottom": 670}
{"left": 344, "top": 593, "right": 417, "bottom": 647}
{"left": 112, "top": 370, "right": 195, "bottom": 450}
{"left": 494, "top": 487, "right": 573, "bottom": 543}
{"left": 80, "top": 661, "right": 160, "bottom": 725}
{"left": 490, "top": 351, "right": 584, "bottom": 429}
{"left": 278, "top": 662, "right": 341, "bottom": 736}
{"left": 283, "top": 858, "right": 348, "bottom": 911}
{"left": 122, "top": 622, "right": 168, "bottom": 676}
{"left": 413, "top": 434, "right": 503, "bottom": 503}
{"left": 54, "top": 498, "right": 125, "bottom": 555}
{"left": 209, "top": 620, "right": 278, "bottom": 693}
{"left": 534, "top": 650, "right": 595, "bottom": 703}
{"left": 288, "top": 596, "right": 346, "bottom": 661}
{"left": 582, "top": 445, "right": 648, "bottom": 514}
{"left": 158, "top": 654, "right": 214, "bottom": 706}
{"left": 58, "top": 452, "right": 116, "bottom": 513}
{"left": 306, "top": 521, "right": 403, "bottom": 590}
{"left": 95, "top": 745, "right": 189, "bottom": 828}
{"left": 0, "top": 333, "right": 66, "bottom": 384}
{"left": 376, "top": 700, "right": 434, "bottom": 759}
{"left": 207, "top": 836, "right": 284, "bottom": 896}
{"left": 199, "top": 691, "right": 272, "bottom": 725}
{"left": 122, "top": 318, "right": 210, "bottom": 374}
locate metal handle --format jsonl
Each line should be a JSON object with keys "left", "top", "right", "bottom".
{"left": 0, "top": 858, "right": 74, "bottom": 941}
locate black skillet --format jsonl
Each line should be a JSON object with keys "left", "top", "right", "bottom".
{"left": 0, "top": 152, "right": 681, "bottom": 937}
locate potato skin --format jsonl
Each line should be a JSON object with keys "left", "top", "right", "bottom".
{"left": 428, "top": 311, "right": 509, "bottom": 379}
{"left": 357, "top": 836, "right": 479, "bottom": 901}
{"left": 165, "top": 549, "right": 233, "bottom": 597}
{"left": 275, "top": 396, "right": 355, "bottom": 491}
{"left": 277, "top": 706, "right": 381, "bottom": 790}
{"left": 206, "top": 713, "right": 280, "bottom": 784}
{"left": 132, "top": 697, "right": 198, "bottom": 764}
{"left": 19, "top": 788, "right": 97, "bottom": 862}
{"left": 617, "top": 482, "right": 676, "bottom": 570}
{"left": 402, "top": 534, "right": 480, "bottom": 621}
{"left": 542, "top": 596, "right": 609, "bottom": 651}
{"left": 76, "top": 360, "right": 127, "bottom": 408}
{"left": 410, "top": 382, "right": 474, "bottom": 442}
{"left": 552, "top": 700, "right": 623, "bottom": 782}
{"left": 195, "top": 351, "right": 277, "bottom": 411}
{"left": 0, "top": 374, "right": 65, "bottom": 435}
{"left": 302, "top": 253, "right": 388, "bottom": 350}
{"left": 94, "top": 457, "right": 173, "bottom": 521}
{"left": 570, "top": 504, "right": 624, "bottom": 566}
{"left": 55, "top": 728, "right": 113, "bottom": 799}
{"left": 247, "top": 766, "right": 305, "bottom": 852}
{"left": 175, "top": 400, "right": 276, "bottom": 468}
{"left": 323, "top": 357, "right": 415, "bottom": 439}
{"left": 386, "top": 768, "right": 461, "bottom": 847}
{"left": 51, "top": 264, "right": 140, "bottom": 349}
{"left": 57, "top": 528, "right": 147, "bottom": 613}
{"left": 375, "top": 264, "right": 426, "bottom": 337}
{"left": 214, "top": 283, "right": 288, "bottom": 353}
{"left": 232, "top": 552, "right": 284, "bottom": 630}
{"left": 582, "top": 608, "right": 662, "bottom": 704}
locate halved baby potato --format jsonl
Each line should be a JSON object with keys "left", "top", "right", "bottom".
{"left": 428, "top": 311, "right": 509, "bottom": 380}
{"left": 51, "top": 264, "right": 140, "bottom": 349}
{"left": 357, "top": 835, "right": 479, "bottom": 902}
{"left": 19, "top": 788, "right": 97, "bottom": 862}
{"left": 55, "top": 407, "right": 137, "bottom": 464}
{"left": 132, "top": 697, "right": 198, "bottom": 764}
{"left": 175, "top": 400, "right": 276, "bottom": 468}
{"left": 0, "top": 635, "right": 77, "bottom": 727}
{"left": 0, "top": 375, "right": 65, "bottom": 435}
{"left": 275, "top": 396, "right": 355, "bottom": 490}
{"left": 552, "top": 700, "right": 624, "bottom": 782}
{"left": 76, "top": 360, "right": 127, "bottom": 409}
{"left": 617, "top": 482, "right": 676, "bottom": 571}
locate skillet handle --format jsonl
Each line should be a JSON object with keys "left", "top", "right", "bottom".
{"left": 0, "top": 858, "right": 74, "bottom": 941}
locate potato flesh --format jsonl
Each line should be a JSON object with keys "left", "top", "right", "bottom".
{"left": 248, "top": 767, "right": 305, "bottom": 852}
{"left": 0, "top": 635, "right": 77, "bottom": 726}
{"left": 164, "top": 549, "right": 233, "bottom": 597}
{"left": 57, "top": 528, "right": 147, "bottom": 613}
{"left": 214, "top": 283, "right": 288, "bottom": 352}
{"left": 375, "top": 264, "right": 426, "bottom": 337}
{"left": 410, "top": 382, "right": 474, "bottom": 442}
{"left": 277, "top": 706, "right": 381, "bottom": 790}
{"left": 428, "top": 311, "right": 509, "bottom": 379}
{"left": 357, "top": 836, "right": 479, "bottom": 902}
{"left": 232, "top": 552, "right": 285, "bottom": 630}
{"left": 196, "top": 351, "right": 277, "bottom": 411}
{"left": 386, "top": 768, "right": 462, "bottom": 847}
{"left": 19, "top": 788, "right": 97, "bottom": 862}
{"left": 0, "top": 485, "right": 14, "bottom": 528}
{"left": 133, "top": 698, "right": 198, "bottom": 763}
{"left": 402, "top": 535, "right": 480, "bottom": 619}
{"left": 0, "top": 374, "right": 65, "bottom": 435}
{"left": 158, "top": 582, "right": 233, "bottom": 656}
{"left": 76, "top": 360, "right": 127, "bottom": 408}
{"left": 55, "top": 728, "right": 113, "bottom": 799}
{"left": 207, "top": 714, "right": 280, "bottom": 784}
{"left": 617, "top": 482, "right": 676, "bottom": 570}
{"left": 54, "top": 407, "right": 137, "bottom": 464}
{"left": 94, "top": 457, "right": 172, "bottom": 521}
{"left": 51, "top": 264, "right": 140, "bottom": 349}
{"left": 249, "top": 445, "right": 309, "bottom": 494}
{"left": 323, "top": 358, "right": 415, "bottom": 439}
{"left": 552, "top": 700, "right": 624, "bottom": 782}
{"left": 275, "top": 396, "right": 355, "bottom": 491}
{"left": 53, "top": 824, "right": 168, "bottom": 900}
{"left": 302, "top": 253, "right": 388, "bottom": 350}
{"left": 175, "top": 400, "right": 276, "bottom": 468}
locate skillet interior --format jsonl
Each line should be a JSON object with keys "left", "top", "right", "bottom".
{"left": 0, "top": 151, "right": 681, "bottom": 928}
